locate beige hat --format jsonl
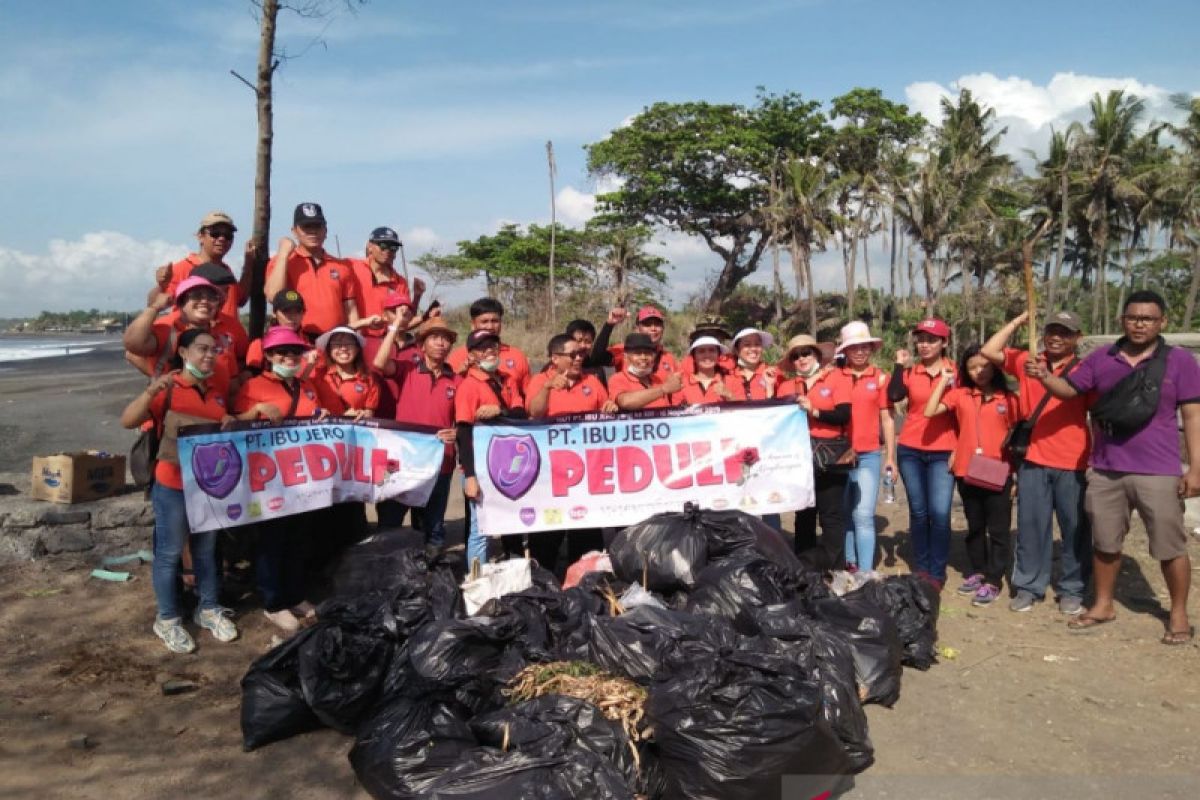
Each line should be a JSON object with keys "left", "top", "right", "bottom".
{"left": 415, "top": 318, "right": 459, "bottom": 343}
{"left": 199, "top": 210, "right": 236, "bottom": 231}
{"left": 778, "top": 334, "right": 832, "bottom": 369}
{"left": 836, "top": 320, "right": 882, "bottom": 354}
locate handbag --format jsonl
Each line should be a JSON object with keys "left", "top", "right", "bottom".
{"left": 812, "top": 437, "right": 856, "bottom": 473}
{"left": 963, "top": 394, "right": 1011, "bottom": 491}
{"left": 129, "top": 380, "right": 175, "bottom": 489}
{"left": 1002, "top": 356, "right": 1078, "bottom": 468}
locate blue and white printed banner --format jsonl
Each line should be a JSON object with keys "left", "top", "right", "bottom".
{"left": 179, "top": 418, "right": 445, "bottom": 532}
{"left": 473, "top": 400, "right": 814, "bottom": 536}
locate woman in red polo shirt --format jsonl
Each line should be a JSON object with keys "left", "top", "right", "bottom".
{"left": 925, "top": 344, "right": 1019, "bottom": 607}
{"left": 120, "top": 329, "right": 263, "bottom": 654}
{"left": 726, "top": 328, "right": 779, "bottom": 400}
{"left": 677, "top": 336, "right": 734, "bottom": 406}
{"left": 778, "top": 339, "right": 852, "bottom": 567}
{"left": 233, "top": 327, "right": 343, "bottom": 633}
{"left": 315, "top": 326, "right": 380, "bottom": 419}
{"left": 887, "top": 318, "right": 958, "bottom": 590}
{"left": 835, "top": 321, "right": 896, "bottom": 572}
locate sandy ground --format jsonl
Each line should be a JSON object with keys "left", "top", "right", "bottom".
{"left": 1, "top": 346, "right": 1198, "bottom": 799}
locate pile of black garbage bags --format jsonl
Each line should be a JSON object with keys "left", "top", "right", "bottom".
{"left": 240, "top": 504, "right": 940, "bottom": 800}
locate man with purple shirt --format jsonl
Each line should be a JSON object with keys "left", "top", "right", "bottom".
{"left": 1029, "top": 290, "right": 1200, "bottom": 644}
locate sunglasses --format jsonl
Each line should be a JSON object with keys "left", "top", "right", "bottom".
{"left": 271, "top": 347, "right": 307, "bottom": 357}
{"left": 554, "top": 351, "right": 586, "bottom": 360}
{"left": 186, "top": 290, "right": 222, "bottom": 304}
{"left": 374, "top": 242, "right": 400, "bottom": 252}
{"left": 791, "top": 349, "right": 817, "bottom": 360}
{"left": 205, "top": 227, "right": 235, "bottom": 240}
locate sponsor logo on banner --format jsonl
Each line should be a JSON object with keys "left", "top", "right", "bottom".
{"left": 486, "top": 434, "right": 540, "bottom": 500}
{"left": 191, "top": 441, "right": 242, "bottom": 499}
{"left": 570, "top": 506, "right": 587, "bottom": 520}
{"left": 227, "top": 504, "right": 243, "bottom": 520}
{"left": 519, "top": 507, "right": 537, "bottom": 526}
{"left": 268, "top": 496, "right": 285, "bottom": 512}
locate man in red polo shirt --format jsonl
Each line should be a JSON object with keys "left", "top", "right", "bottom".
{"left": 528, "top": 333, "right": 618, "bottom": 417}
{"left": 446, "top": 298, "right": 531, "bottom": 392}
{"left": 153, "top": 211, "right": 253, "bottom": 335}
{"left": 608, "top": 333, "right": 683, "bottom": 410}
{"left": 349, "top": 226, "right": 427, "bottom": 338}
{"left": 592, "top": 304, "right": 680, "bottom": 378}
{"left": 386, "top": 318, "right": 460, "bottom": 556}
{"left": 264, "top": 202, "right": 362, "bottom": 335}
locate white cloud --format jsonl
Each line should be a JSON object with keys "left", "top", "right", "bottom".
{"left": 0, "top": 233, "right": 189, "bottom": 317}
{"left": 554, "top": 187, "right": 597, "bottom": 226}
{"left": 402, "top": 226, "right": 441, "bottom": 250}
{"left": 905, "top": 71, "right": 1177, "bottom": 161}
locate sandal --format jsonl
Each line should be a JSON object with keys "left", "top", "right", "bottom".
{"left": 1161, "top": 627, "right": 1195, "bottom": 646}
{"left": 1067, "top": 614, "right": 1116, "bottom": 634}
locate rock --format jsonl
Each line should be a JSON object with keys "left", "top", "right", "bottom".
{"left": 69, "top": 734, "right": 94, "bottom": 750}
{"left": 39, "top": 525, "right": 94, "bottom": 554}
{"left": 161, "top": 678, "right": 199, "bottom": 696}
{"left": 2, "top": 508, "right": 41, "bottom": 529}
{"left": 40, "top": 510, "right": 90, "bottom": 526}
{"left": 92, "top": 501, "right": 151, "bottom": 531}
{"left": 92, "top": 526, "right": 153, "bottom": 554}
{"left": 0, "top": 529, "right": 47, "bottom": 563}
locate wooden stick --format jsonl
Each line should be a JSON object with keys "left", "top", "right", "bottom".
{"left": 1022, "top": 239, "right": 1037, "bottom": 357}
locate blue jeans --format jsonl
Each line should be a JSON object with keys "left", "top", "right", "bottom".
{"left": 151, "top": 483, "right": 218, "bottom": 620}
{"left": 896, "top": 445, "right": 955, "bottom": 582}
{"left": 845, "top": 449, "right": 882, "bottom": 569}
{"left": 463, "top": 477, "right": 490, "bottom": 568}
{"left": 1012, "top": 463, "right": 1092, "bottom": 600}
{"left": 421, "top": 472, "right": 453, "bottom": 547}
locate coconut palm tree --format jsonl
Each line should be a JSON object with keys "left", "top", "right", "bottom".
{"left": 1165, "top": 93, "right": 1200, "bottom": 327}
{"left": 768, "top": 156, "right": 840, "bottom": 334}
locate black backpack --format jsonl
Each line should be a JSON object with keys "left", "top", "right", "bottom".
{"left": 1088, "top": 341, "right": 1171, "bottom": 439}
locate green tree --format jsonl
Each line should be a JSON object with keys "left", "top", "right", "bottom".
{"left": 1165, "top": 93, "right": 1200, "bottom": 327}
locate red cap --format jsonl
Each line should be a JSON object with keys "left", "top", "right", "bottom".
{"left": 382, "top": 291, "right": 414, "bottom": 310}
{"left": 914, "top": 318, "right": 951, "bottom": 339}
{"left": 636, "top": 305, "right": 664, "bottom": 323}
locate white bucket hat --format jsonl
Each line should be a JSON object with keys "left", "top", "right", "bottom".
{"left": 689, "top": 335, "right": 730, "bottom": 354}
{"left": 835, "top": 320, "right": 882, "bottom": 354}
{"left": 315, "top": 325, "right": 365, "bottom": 353}
{"left": 731, "top": 327, "right": 774, "bottom": 350}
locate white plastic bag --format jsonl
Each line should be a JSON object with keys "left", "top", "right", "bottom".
{"left": 461, "top": 558, "right": 534, "bottom": 615}
{"left": 618, "top": 581, "right": 666, "bottom": 610}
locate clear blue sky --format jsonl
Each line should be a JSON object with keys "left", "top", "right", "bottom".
{"left": 1, "top": 0, "right": 1197, "bottom": 316}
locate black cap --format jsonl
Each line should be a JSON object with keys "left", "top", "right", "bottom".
{"left": 293, "top": 202, "right": 327, "bottom": 227}
{"left": 271, "top": 289, "right": 305, "bottom": 312}
{"left": 369, "top": 226, "right": 401, "bottom": 245}
{"left": 466, "top": 330, "right": 501, "bottom": 351}
{"left": 190, "top": 262, "right": 236, "bottom": 287}
{"left": 623, "top": 332, "right": 655, "bottom": 352}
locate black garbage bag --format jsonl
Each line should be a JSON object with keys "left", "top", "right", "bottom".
{"left": 331, "top": 532, "right": 430, "bottom": 597}
{"left": 809, "top": 586, "right": 903, "bottom": 707}
{"left": 685, "top": 556, "right": 800, "bottom": 629}
{"left": 647, "top": 639, "right": 853, "bottom": 800}
{"left": 585, "top": 605, "right": 737, "bottom": 684}
{"left": 240, "top": 626, "right": 324, "bottom": 750}
{"left": 471, "top": 695, "right": 644, "bottom": 796}
{"left": 349, "top": 694, "right": 478, "bottom": 800}
{"left": 608, "top": 507, "right": 708, "bottom": 593}
{"left": 420, "top": 745, "right": 635, "bottom": 800}
{"left": 749, "top": 600, "right": 874, "bottom": 773}
{"left": 297, "top": 621, "right": 393, "bottom": 734}
{"left": 857, "top": 576, "right": 940, "bottom": 670}
{"left": 696, "top": 508, "right": 803, "bottom": 571}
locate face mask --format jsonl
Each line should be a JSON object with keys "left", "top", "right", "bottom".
{"left": 184, "top": 361, "right": 212, "bottom": 380}
{"left": 798, "top": 362, "right": 821, "bottom": 378}
{"left": 737, "top": 357, "right": 758, "bottom": 370}
{"left": 477, "top": 356, "right": 500, "bottom": 373}
{"left": 272, "top": 362, "right": 299, "bottom": 379}
{"left": 627, "top": 364, "right": 652, "bottom": 378}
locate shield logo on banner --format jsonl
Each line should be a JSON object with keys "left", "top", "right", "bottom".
{"left": 191, "top": 441, "right": 242, "bottom": 499}
{"left": 487, "top": 434, "right": 540, "bottom": 501}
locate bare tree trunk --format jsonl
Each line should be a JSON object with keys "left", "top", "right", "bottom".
{"left": 842, "top": 234, "right": 856, "bottom": 318}
{"left": 247, "top": 0, "right": 279, "bottom": 341}
{"left": 1046, "top": 177, "right": 1069, "bottom": 314}
{"left": 863, "top": 228, "right": 877, "bottom": 320}
{"left": 1115, "top": 232, "right": 1137, "bottom": 330}
{"left": 546, "top": 141, "right": 557, "bottom": 328}
{"left": 922, "top": 250, "right": 935, "bottom": 309}
{"left": 1184, "top": 246, "right": 1200, "bottom": 331}
{"left": 771, "top": 239, "right": 783, "bottom": 323}
{"left": 888, "top": 212, "right": 898, "bottom": 300}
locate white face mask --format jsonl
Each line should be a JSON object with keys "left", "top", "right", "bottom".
{"left": 272, "top": 362, "right": 299, "bottom": 379}
{"left": 627, "top": 364, "right": 652, "bottom": 378}
{"left": 184, "top": 361, "right": 212, "bottom": 380}
{"left": 477, "top": 355, "right": 500, "bottom": 373}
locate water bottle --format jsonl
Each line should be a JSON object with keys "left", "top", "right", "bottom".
{"left": 883, "top": 467, "right": 896, "bottom": 504}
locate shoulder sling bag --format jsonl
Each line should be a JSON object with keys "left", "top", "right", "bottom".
{"left": 1002, "top": 356, "right": 1078, "bottom": 468}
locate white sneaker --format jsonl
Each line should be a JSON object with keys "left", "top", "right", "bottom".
{"left": 195, "top": 607, "right": 239, "bottom": 643}
{"left": 263, "top": 608, "right": 300, "bottom": 633}
{"left": 153, "top": 617, "right": 196, "bottom": 654}
{"left": 290, "top": 600, "right": 317, "bottom": 619}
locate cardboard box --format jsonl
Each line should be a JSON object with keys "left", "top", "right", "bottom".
{"left": 30, "top": 452, "right": 127, "bottom": 504}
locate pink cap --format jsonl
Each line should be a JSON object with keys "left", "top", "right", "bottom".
{"left": 914, "top": 318, "right": 951, "bottom": 339}
{"left": 261, "top": 327, "right": 309, "bottom": 351}
{"left": 636, "top": 305, "right": 664, "bottom": 323}
{"left": 382, "top": 291, "right": 415, "bottom": 310}
{"left": 174, "top": 276, "right": 218, "bottom": 303}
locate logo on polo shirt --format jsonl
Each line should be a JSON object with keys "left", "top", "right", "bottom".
{"left": 582, "top": 385, "right": 592, "bottom": 396}
{"left": 996, "top": 403, "right": 1007, "bottom": 415}
{"left": 216, "top": 397, "right": 226, "bottom": 407}
{"left": 867, "top": 381, "right": 877, "bottom": 391}
{"left": 506, "top": 358, "right": 514, "bottom": 369}
{"left": 819, "top": 388, "right": 832, "bottom": 397}
{"left": 330, "top": 269, "right": 340, "bottom": 280}
{"left": 354, "top": 383, "right": 365, "bottom": 393}
{"left": 305, "top": 388, "right": 315, "bottom": 400}
{"left": 445, "top": 387, "right": 455, "bottom": 399}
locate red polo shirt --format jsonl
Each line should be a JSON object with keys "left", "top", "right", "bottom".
{"left": 726, "top": 364, "right": 778, "bottom": 401}
{"left": 148, "top": 312, "right": 247, "bottom": 395}
{"left": 897, "top": 361, "right": 959, "bottom": 451}
{"left": 163, "top": 253, "right": 246, "bottom": 330}
{"left": 608, "top": 370, "right": 675, "bottom": 410}
{"left": 149, "top": 373, "right": 229, "bottom": 490}
{"left": 447, "top": 342, "right": 531, "bottom": 392}
{"left": 526, "top": 372, "right": 609, "bottom": 416}
{"left": 1002, "top": 348, "right": 1090, "bottom": 471}
{"left": 268, "top": 248, "right": 359, "bottom": 335}
{"left": 454, "top": 367, "right": 524, "bottom": 424}
{"left": 349, "top": 258, "right": 411, "bottom": 338}
{"left": 842, "top": 366, "right": 891, "bottom": 453}
{"left": 608, "top": 344, "right": 679, "bottom": 379}
{"left": 320, "top": 369, "right": 381, "bottom": 412}
{"left": 233, "top": 372, "right": 344, "bottom": 419}
{"left": 396, "top": 360, "right": 460, "bottom": 473}
{"left": 941, "top": 387, "right": 1019, "bottom": 478}
{"left": 676, "top": 372, "right": 729, "bottom": 406}
{"left": 779, "top": 369, "right": 852, "bottom": 439}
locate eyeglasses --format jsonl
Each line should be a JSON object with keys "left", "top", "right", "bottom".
{"left": 272, "top": 347, "right": 306, "bottom": 357}
{"left": 205, "top": 227, "right": 235, "bottom": 240}
{"left": 186, "top": 290, "right": 221, "bottom": 304}
{"left": 1121, "top": 315, "right": 1162, "bottom": 326}
{"left": 329, "top": 342, "right": 358, "bottom": 351}
{"left": 374, "top": 242, "right": 400, "bottom": 252}
{"left": 554, "top": 351, "right": 586, "bottom": 360}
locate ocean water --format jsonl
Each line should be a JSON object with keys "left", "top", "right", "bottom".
{"left": 0, "top": 336, "right": 116, "bottom": 363}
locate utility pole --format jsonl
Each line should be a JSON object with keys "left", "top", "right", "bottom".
{"left": 547, "top": 140, "right": 557, "bottom": 328}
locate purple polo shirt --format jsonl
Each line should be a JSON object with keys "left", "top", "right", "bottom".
{"left": 1066, "top": 339, "right": 1200, "bottom": 475}
{"left": 395, "top": 360, "right": 460, "bottom": 473}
